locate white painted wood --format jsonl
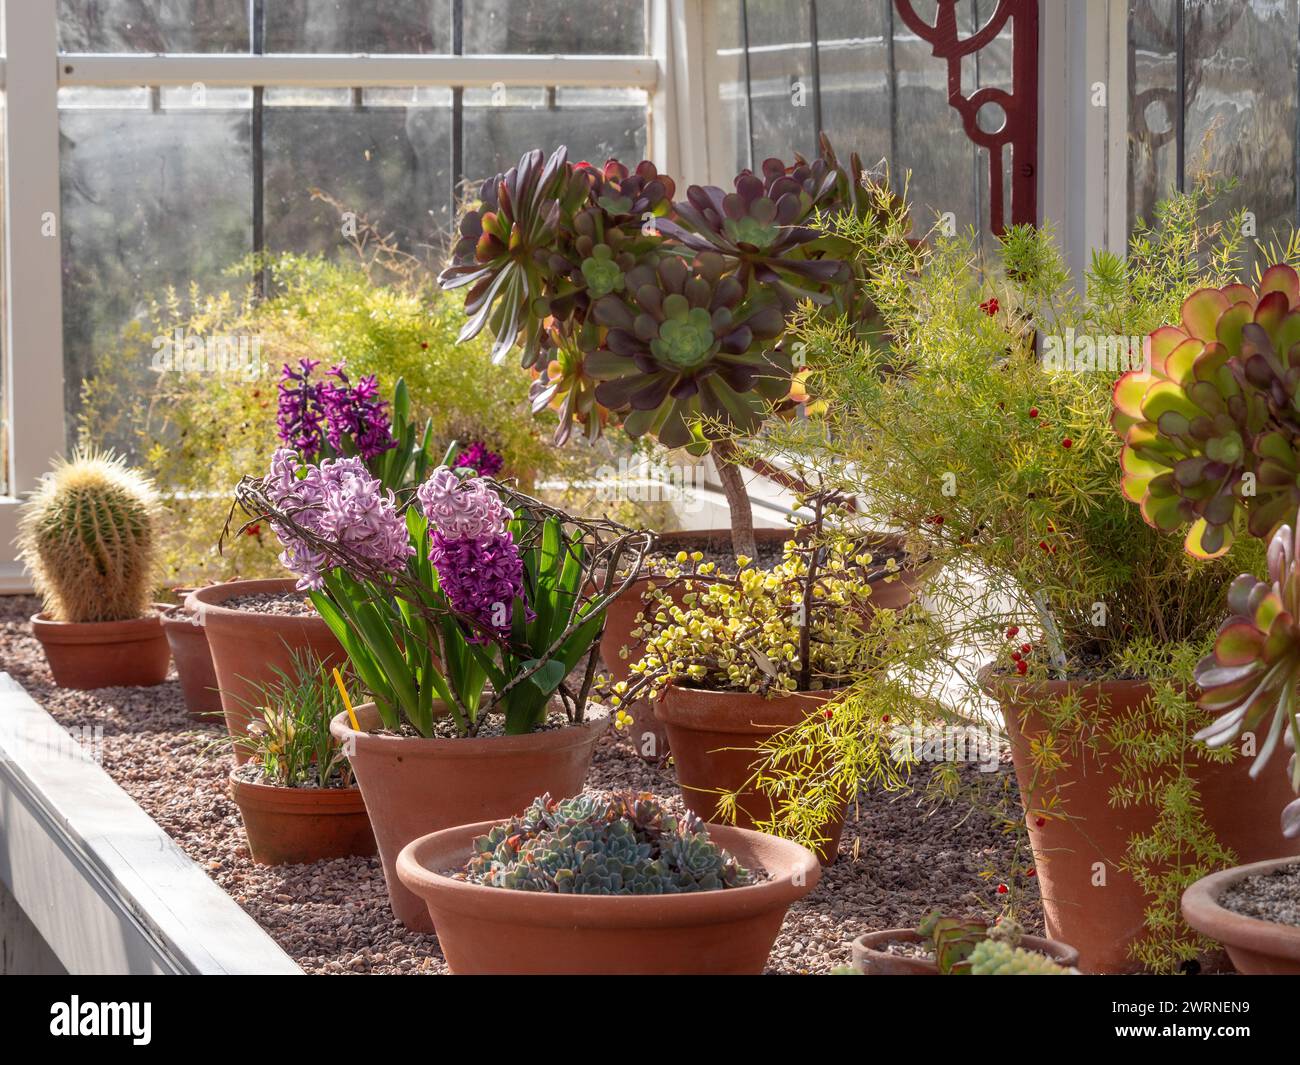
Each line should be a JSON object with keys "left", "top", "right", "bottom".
{"left": 650, "top": 0, "right": 713, "bottom": 187}
{"left": 58, "top": 53, "right": 659, "bottom": 90}
{"left": 0, "top": 674, "right": 301, "bottom": 974}
{"left": 3, "top": 0, "right": 67, "bottom": 499}
{"left": 1038, "top": 0, "right": 1129, "bottom": 283}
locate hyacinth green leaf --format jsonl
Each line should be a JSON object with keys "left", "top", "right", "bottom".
{"left": 1184, "top": 516, "right": 1231, "bottom": 559}
{"left": 1180, "top": 288, "right": 1231, "bottom": 343}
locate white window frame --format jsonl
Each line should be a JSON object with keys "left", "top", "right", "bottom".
{"left": 0, "top": 0, "right": 718, "bottom": 586}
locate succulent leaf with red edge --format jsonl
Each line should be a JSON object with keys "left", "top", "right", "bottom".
{"left": 438, "top": 146, "right": 589, "bottom": 367}
{"left": 584, "top": 252, "right": 788, "bottom": 450}
{"left": 1194, "top": 509, "right": 1300, "bottom": 836}
{"left": 1112, "top": 266, "right": 1300, "bottom": 558}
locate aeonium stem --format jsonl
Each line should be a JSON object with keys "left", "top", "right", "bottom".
{"left": 712, "top": 437, "right": 758, "bottom": 560}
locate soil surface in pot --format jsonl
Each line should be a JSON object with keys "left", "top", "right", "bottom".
{"left": 1219, "top": 864, "right": 1300, "bottom": 927}
{"left": 1, "top": 593, "right": 1040, "bottom": 975}
{"left": 230, "top": 760, "right": 353, "bottom": 790}
{"left": 218, "top": 591, "right": 318, "bottom": 616}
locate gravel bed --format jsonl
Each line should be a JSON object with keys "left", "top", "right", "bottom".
{"left": 219, "top": 592, "right": 319, "bottom": 616}
{"left": 1, "top": 592, "right": 1039, "bottom": 974}
{"left": 1220, "top": 863, "right": 1300, "bottom": 927}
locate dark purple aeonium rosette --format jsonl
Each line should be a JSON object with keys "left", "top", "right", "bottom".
{"left": 416, "top": 467, "right": 531, "bottom": 642}
{"left": 266, "top": 448, "right": 414, "bottom": 590}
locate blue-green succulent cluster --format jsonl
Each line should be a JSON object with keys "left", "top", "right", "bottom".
{"left": 459, "top": 792, "right": 752, "bottom": 895}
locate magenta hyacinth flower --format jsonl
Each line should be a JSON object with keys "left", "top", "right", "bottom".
{"left": 266, "top": 448, "right": 414, "bottom": 590}
{"left": 276, "top": 358, "right": 324, "bottom": 455}
{"left": 453, "top": 441, "right": 505, "bottom": 478}
{"left": 319, "top": 365, "right": 397, "bottom": 460}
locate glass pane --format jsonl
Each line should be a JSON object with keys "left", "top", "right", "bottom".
{"left": 264, "top": 1, "right": 451, "bottom": 53}
{"left": 60, "top": 90, "right": 252, "bottom": 446}
{"left": 1128, "top": 0, "right": 1178, "bottom": 230}
{"left": 816, "top": 0, "right": 891, "bottom": 167}
{"left": 462, "top": 87, "right": 648, "bottom": 184}
{"left": 464, "top": 0, "right": 647, "bottom": 55}
{"left": 58, "top": 0, "right": 250, "bottom": 53}
{"left": 711, "top": 0, "right": 750, "bottom": 176}
{"left": 264, "top": 90, "right": 454, "bottom": 258}
{"left": 0, "top": 95, "right": 5, "bottom": 495}
{"left": 744, "top": 0, "right": 816, "bottom": 163}
{"left": 1184, "top": 0, "right": 1297, "bottom": 262}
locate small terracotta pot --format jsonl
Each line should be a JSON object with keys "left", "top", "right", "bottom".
{"left": 161, "top": 610, "right": 221, "bottom": 722}
{"left": 597, "top": 575, "right": 675, "bottom": 761}
{"left": 229, "top": 771, "right": 376, "bottom": 866}
{"left": 188, "top": 579, "right": 345, "bottom": 762}
{"left": 1182, "top": 858, "right": 1300, "bottom": 974}
{"left": 331, "top": 702, "right": 607, "bottom": 931}
{"left": 396, "top": 819, "right": 820, "bottom": 973}
{"left": 850, "top": 927, "right": 1080, "bottom": 974}
{"left": 30, "top": 612, "right": 170, "bottom": 689}
{"left": 985, "top": 667, "right": 1300, "bottom": 974}
{"left": 654, "top": 684, "right": 847, "bottom": 864}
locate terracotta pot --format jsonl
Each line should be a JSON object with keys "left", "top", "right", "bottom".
{"left": 654, "top": 684, "right": 847, "bottom": 864}
{"left": 30, "top": 612, "right": 170, "bottom": 689}
{"left": 229, "top": 770, "right": 376, "bottom": 866}
{"left": 1182, "top": 858, "right": 1300, "bottom": 974}
{"left": 188, "top": 579, "right": 345, "bottom": 762}
{"left": 396, "top": 819, "right": 820, "bottom": 973}
{"left": 850, "top": 927, "right": 1080, "bottom": 974}
{"left": 331, "top": 702, "right": 607, "bottom": 931}
{"left": 161, "top": 609, "right": 222, "bottom": 722}
{"left": 985, "top": 667, "right": 1300, "bottom": 974}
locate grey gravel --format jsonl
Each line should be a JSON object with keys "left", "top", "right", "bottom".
{"left": 220, "top": 592, "right": 319, "bottom": 616}
{"left": 1220, "top": 863, "right": 1300, "bottom": 927}
{"left": 1, "top": 592, "right": 1040, "bottom": 974}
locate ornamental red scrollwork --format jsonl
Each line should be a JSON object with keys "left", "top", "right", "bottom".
{"left": 893, "top": 0, "right": 1038, "bottom": 234}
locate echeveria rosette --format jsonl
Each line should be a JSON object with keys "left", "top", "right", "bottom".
{"left": 1112, "top": 265, "right": 1300, "bottom": 559}
{"left": 584, "top": 252, "right": 789, "bottom": 450}
{"left": 265, "top": 448, "right": 414, "bottom": 591}
{"left": 656, "top": 155, "right": 847, "bottom": 311}
{"left": 439, "top": 146, "right": 590, "bottom": 368}
{"left": 1194, "top": 510, "right": 1300, "bottom": 837}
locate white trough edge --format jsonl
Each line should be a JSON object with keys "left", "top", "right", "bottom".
{"left": 0, "top": 672, "right": 301, "bottom": 974}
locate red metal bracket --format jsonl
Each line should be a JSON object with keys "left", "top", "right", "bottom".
{"left": 893, "top": 0, "right": 1039, "bottom": 233}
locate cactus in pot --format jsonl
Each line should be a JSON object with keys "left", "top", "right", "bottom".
{"left": 17, "top": 449, "right": 171, "bottom": 687}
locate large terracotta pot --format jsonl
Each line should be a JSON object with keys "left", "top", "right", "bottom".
{"left": 850, "top": 927, "right": 1079, "bottom": 974}
{"left": 1182, "top": 858, "right": 1300, "bottom": 974}
{"left": 229, "top": 771, "right": 376, "bottom": 866}
{"left": 985, "top": 667, "right": 1300, "bottom": 973}
{"left": 331, "top": 702, "right": 607, "bottom": 931}
{"left": 161, "top": 609, "right": 221, "bottom": 722}
{"left": 396, "top": 819, "right": 820, "bottom": 973}
{"left": 188, "top": 579, "right": 344, "bottom": 762}
{"left": 654, "top": 684, "right": 847, "bottom": 864}
{"left": 31, "top": 612, "right": 170, "bottom": 689}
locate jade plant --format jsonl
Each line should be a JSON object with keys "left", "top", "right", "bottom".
{"left": 16, "top": 449, "right": 160, "bottom": 623}
{"left": 457, "top": 792, "right": 751, "bottom": 894}
{"left": 438, "top": 136, "right": 873, "bottom": 558}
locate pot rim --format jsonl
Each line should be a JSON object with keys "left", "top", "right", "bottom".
{"left": 186, "top": 577, "right": 324, "bottom": 623}
{"left": 396, "top": 818, "right": 820, "bottom": 928}
{"left": 330, "top": 701, "right": 609, "bottom": 758}
{"left": 976, "top": 661, "right": 1162, "bottom": 699}
{"left": 851, "top": 926, "right": 1080, "bottom": 966}
{"left": 1182, "top": 856, "right": 1300, "bottom": 959}
{"left": 30, "top": 611, "right": 164, "bottom": 642}
{"left": 228, "top": 768, "right": 364, "bottom": 808}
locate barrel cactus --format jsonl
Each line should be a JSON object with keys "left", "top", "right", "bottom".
{"left": 16, "top": 449, "right": 160, "bottom": 623}
{"left": 968, "top": 939, "right": 1075, "bottom": 975}
{"left": 1112, "top": 264, "right": 1300, "bottom": 559}
{"left": 459, "top": 792, "right": 752, "bottom": 894}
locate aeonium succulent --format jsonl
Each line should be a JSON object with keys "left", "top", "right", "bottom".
{"left": 1194, "top": 507, "right": 1300, "bottom": 837}
{"left": 1112, "top": 264, "right": 1300, "bottom": 558}
{"left": 584, "top": 251, "right": 789, "bottom": 450}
